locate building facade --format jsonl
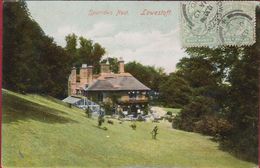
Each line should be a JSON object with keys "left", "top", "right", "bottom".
{"left": 67, "top": 58, "right": 151, "bottom": 116}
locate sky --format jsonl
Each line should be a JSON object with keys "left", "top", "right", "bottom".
{"left": 27, "top": 1, "right": 186, "bottom": 73}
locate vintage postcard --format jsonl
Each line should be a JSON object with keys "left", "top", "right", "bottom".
{"left": 2, "top": 1, "right": 259, "bottom": 168}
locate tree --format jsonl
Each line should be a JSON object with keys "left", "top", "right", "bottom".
{"left": 173, "top": 35, "right": 258, "bottom": 163}
{"left": 176, "top": 55, "right": 221, "bottom": 90}
{"left": 225, "top": 45, "right": 258, "bottom": 162}
{"left": 125, "top": 61, "right": 166, "bottom": 92}
{"left": 172, "top": 8, "right": 260, "bottom": 161}
{"left": 65, "top": 36, "right": 106, "bottom": 74}
{"left": 173, "top": 96, "right": 217, "bottom": 131}
{"left": 3, "top": 1, "right": 72, "bottom": 98}
{"left": 3, "top": 1, "right": 42, "bottom": 92}
{"left": 159, "top": 73, "right": 192, "bottom": 108}
{"left": 91, "top": 43, "right": 106, "bottom": 74}
{"left": 65, "top": 33, "right": 77, "bottom": 64}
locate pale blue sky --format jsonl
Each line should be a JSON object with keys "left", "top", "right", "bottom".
{"left": 27, "top": 1, "right": 185, "bottom": 73}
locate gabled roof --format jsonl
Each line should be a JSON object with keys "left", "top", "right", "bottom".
{"left": 86, "top": 73, "right": 150, "bottom": 91}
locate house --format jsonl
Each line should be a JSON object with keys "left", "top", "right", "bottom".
{"left": 66, "top": 58, "right": 151, "bottom": 116}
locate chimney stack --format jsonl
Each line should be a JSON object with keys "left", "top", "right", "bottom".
{"left": 71, "top": 67, "right": 77, "bottom": 83}
{"left": 87, "top": 65, "right": 93, "bottom": 84}
{"left": 70, "top": 67, "right": 77, "bottom": 95}
{"left": 118, "top": 57, "right": 124, "bottom": 73}
{"left": 80, "top": 64, "right": 88, "bottom": 89}
{"left": 100, "top": 60, "right": 111, "bottom": 74}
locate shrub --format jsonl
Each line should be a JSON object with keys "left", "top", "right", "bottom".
{"left": 103, "top": 127, "right": 108, "bottom": 131}
{"left": 164, "top": 114, "right": 173, "bottom": 123}
{"left": 130, "top": 123, "right": 137, "bottom": 130}
{"left": 151, "top": 125, "right": 159, "bottom": 139}
{"left": 85, "top": 108, "right": 92, "bottom": 118}
{"left": 136, "top": 115, "right": 145, "bottom": 121}
{"left": 166, "top": 111, "right": 172, "bottom": 116}
{"left": 107, "top": 120, "right": 114, "bottom": 125}
{"left": 193, "top": 116, "right": 233, "bottom": 137}
{"left": 167, "top": 117, "right": 173, "bottom": 123}
{"left": 98, "top": 116, "right": 105, "bottom": 127}
{"left": 173, "top": 96, "right": 216, "bottom": 130}
{"left": 143, "top": 105, "right": 150, "bottom": 115}
{"left": 103, "top": 101, "right": 113, "bottom": 115}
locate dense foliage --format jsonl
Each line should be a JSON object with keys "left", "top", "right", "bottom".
{"left": 65, "top": 34, "right": 105, "bottom": 74}
{"left": 3, "top": 2, "right": 72, "bottom": 98}
{"left": 159, "top": 73, "right": 192, "bottom": 108}
{"left": 173, "top": 46, "right": 259, "bottom": 162}
{"left": 3, "top": 2, "right": 106, "bottom": 98}
{"left": 125, "top": 61, "right": 166, "bottom": 92}
{"left": 172, "top": 8, "right": 259, "bottom": 162}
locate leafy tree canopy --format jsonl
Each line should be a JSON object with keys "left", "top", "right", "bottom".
{"left": 65, "top": 34, "right": 106, "bottom": 74}
{"left": 3, "top": 1, "right": 72, "bottom": 98}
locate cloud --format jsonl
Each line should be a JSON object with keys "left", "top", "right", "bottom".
{"left": 55, "top": 24, "right": 185, "bottom": 73}
{"left": 57, "top": 26, "right": 80, "bottom": 36}
{"left": 57, "top": 22, "right": 115, "bottom": 38}
{"left": 56, "top": 22, "right": 115, "bottom": 46}
{"left": 94, "top": 28, "right": 185, "bottom": 73}
{"left": 86, "top": 22, "right": 115, "bottom": 37}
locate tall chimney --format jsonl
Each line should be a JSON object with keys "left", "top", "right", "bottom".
{"left": 80, "top": 64, "right": 88, "bottom": 89}
{"left": 70, "top": 67, "right": 77, "bottom": 95}
{"left": 87, "top": 65, "right": 93, "bottom": 84}
{"left": 119, "top": 57, "right": 125, "bottom": 73}
{"left": 71, "top": 67, "right": 77, "bottom": 83}
{"left": 100, "top": 60, "right": 111, "bottom": 74}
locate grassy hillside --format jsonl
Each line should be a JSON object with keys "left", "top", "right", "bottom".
{"left": 2, "top": 89, "right": 257, "bottom": 168}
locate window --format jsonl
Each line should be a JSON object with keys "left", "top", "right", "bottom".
{"left": 98, "top": 93, "right": 103, "bottom": 102}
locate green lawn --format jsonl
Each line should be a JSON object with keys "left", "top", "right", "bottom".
{"left": 163, "top": 107, "right": 181, "bottom": 115}
{"left": 2, "top": 89, "right": 257, "bottom": 168}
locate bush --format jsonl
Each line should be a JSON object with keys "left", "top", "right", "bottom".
{"left": 167, "top": 117, "right": 173, "bottom": 123}
{"left": 98, "top": 116, "right": 105, "bottom": 127}
{"left": 166, "top": 111, "right": 172, "bottom": 116}
{"left": 172, "top": 96, "right": 216, "bottom": 132}
{"left": 164, "top": 115, "right": 173, "bottom": 123}
{"left": 130, "top": 123, "right": 137, "bottom": 130}
{"left": 85, "top": 108, "right": 92, "bottom": 118}
{"left": 103, "top": 127, "right": 108, "bottom": 131}
{"left": 137, "top": 115, "right": 145, "bottom": 121}
{"left": 107, "top": 120, "right": 114, "bottom": 125}
{"left": 193, "top": 115, "right": 232, "bottom": 137}
{"left": 143, "top": 105, "right": 150, "bottom": 115}
{"left": 103, "top": 101, "right": 113, "bottom": 115}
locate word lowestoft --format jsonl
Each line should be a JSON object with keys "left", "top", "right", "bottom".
{"left": 140, "top": 9, "right": 172, "bottom": 17}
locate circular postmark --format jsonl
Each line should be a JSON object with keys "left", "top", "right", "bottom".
{"left": 182, "top": 1, "right": 219, "bottom": 36}
{"left": 219, "top": 11, "right": 254, "bottom": 45}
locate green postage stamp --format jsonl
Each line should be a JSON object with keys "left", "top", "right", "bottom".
{"left": 180, "top": 1, "right": 256, "bottom": 47}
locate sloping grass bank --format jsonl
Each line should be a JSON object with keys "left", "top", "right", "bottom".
{"left": 2, "top": 89, "right": 257, "bottom": 168}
